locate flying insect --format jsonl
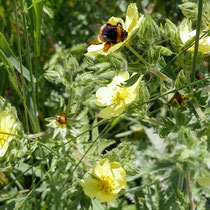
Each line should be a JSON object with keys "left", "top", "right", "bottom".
{"left": 88, "top": 22, "right": 128, "bottom": 51}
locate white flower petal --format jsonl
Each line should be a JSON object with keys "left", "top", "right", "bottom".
{"left": 180, "top": 24, "right": 191, "bottom": 44}
{"left": 0, "top": 141, "right": 9, "bottom": 157}
{"left": 109, "top": 72, "right": 129, "bottom": 87}
{"left": 95, "top": 87, "right": 114, "bottom": 106}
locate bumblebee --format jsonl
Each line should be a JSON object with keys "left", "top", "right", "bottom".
{"left": 89, "top": 22, "right": 128, "bottom": 51}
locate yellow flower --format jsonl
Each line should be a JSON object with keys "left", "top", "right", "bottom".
{"left": 0, "top": 111, "right": 17, "bottom": 157}
{"left": 80, "top": 158, "right": 126, "bottom": 203}
{"left": 87, "top": 3, "right": 143, "bottom": 56}
{"left": 180, "top": 24, "right": 210, "bottom": 54}
{"left": 95, "top": 72, "right": 142, "bottom": 119}
{"left": 198, "top": 176, "right": 210, "bottom": 186}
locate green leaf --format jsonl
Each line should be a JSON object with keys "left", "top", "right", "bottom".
{"left": 14, "top": 162, "right": 42, "bottom": 178}
{"left": 155, "top": 46, "right": 173, "bottom": 56}
{"left": 91, "top": 199, "right": 105, "bottom": 210}
{"left": 0, "top": 33, "right": 35, "bottom": 82}
{"left": 109, "top": 52, "right": 127, "bottom": 72}
{"left": 148, "top": 47, "right": 160, "bottom": 64}
{"left": 175, "top": 70, "right": 187, "bottom": 89}
{"left": 30, "top": 0, "right": 44, "bottom": 56}
{"left": 127, "top": 63, "right": 147, "bottom": 74}
{"left": 161, "top": 58, "right": 176, "bottom": 80}
{"left": 179, "top": 2, "right": 198, "bottom": 21}
{"left": 123, "top": 73, "right": 140, "bottom": 88}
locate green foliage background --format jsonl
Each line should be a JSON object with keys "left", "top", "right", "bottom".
{"left": 0, "top": 0, "right": 209, "bottom": 209}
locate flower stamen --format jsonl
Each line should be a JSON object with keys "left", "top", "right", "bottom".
{"left": 113, "top": 87, "right": 131, "bottom": 105}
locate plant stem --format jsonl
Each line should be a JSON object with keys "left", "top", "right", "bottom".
{"left": 27, "top": 131, "right": 48, "bottom": 139}
{"left": 20, "top": 0, "right": 40, "bottom": 132}
{"left": 70, "top": 142, "right": 93, "bottom": 168}
{"left": 128, "top": 76, "right": 209, "bottom": 111}
{"left": 69, "top": 121, "right": 111, "bottom": 177}
{"left": 10, "top": 173, "right": 24, "bottom": 190}
{"left": 126, "top": 44, "right": 173, "bottom": 84}
{"left": 144, "top": 116, "right": 172, "bottom": 129}
{"left": 126, "top": 44, "right": 149, "bottom": 66}
{"left": 186, "top": 171, "right": 195, "bottom": 210}
{"left": 190, "top": 0, "right": 203, "bottom": 82}
{"left": 64, "top": 57, "right": 73, "bottom": 114}
{"left": 149, "top": 68, "right": 173, "bottom": 84}
{"left": 14, "top": 0, "right": 29, "bottom": 133}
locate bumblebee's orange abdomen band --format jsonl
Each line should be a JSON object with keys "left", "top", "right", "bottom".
{"left": 116, "top": 26, "right": 122, "bottom": 43}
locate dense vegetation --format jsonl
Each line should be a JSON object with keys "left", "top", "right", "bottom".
{"left": 0, "top": 0, "right": 209, "bottom": 209}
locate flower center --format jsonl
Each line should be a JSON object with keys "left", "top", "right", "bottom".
{"left": 113, "top": 87, "right": 130, "bottom": 105}
{"left": 100, "top": 176, "right": 115, "bottom": 192}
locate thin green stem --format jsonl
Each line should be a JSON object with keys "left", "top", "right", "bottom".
{"left": 14, "top": 0, "right": 29, "bottom": 133}
{"left": 126, "top": 44, "right": 173, "bottom": 83}
{"left": 128, "top": 76, "right": 209, "bottom": 111}
{"left": 190, "top": 0, "right": 203, "bottom": 82}
{"left": 20, "top": 0, "right": 40, "bottom": 132}
{"left": 144, "top": 116, "right": 173, "bottom": 129}
{"left": 64, "top": 57, "right": 73, "bottom": 114}
{"left": 149, "top": 68, "right": 173, "bottom": 84}
{"left": 126, "top": 44, "right": 150, "bottom": 66}
{"left": 9, "top": 173, "right": 24, "bottom": 190}
{"left": 69, "top": 121, "right": 111, "bottom": 177}
{"left": 59, "top": 119, "right": 109, "bottom": 148}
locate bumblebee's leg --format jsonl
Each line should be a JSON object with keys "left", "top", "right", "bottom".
{"left": 103, "top": 41, "right": 111, "bottom": 51}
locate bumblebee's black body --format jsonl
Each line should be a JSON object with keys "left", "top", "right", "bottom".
{"left": 99, "top": 23, "right": 128, "bottom": 44}
{"left": 89, "top": 22, "right": 128, "bottom": 51}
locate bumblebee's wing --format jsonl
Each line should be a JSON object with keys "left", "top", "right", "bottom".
{"left": 88, "top": 35, "right": 102, "bottom": 45}
{"left": 89, "top": 24, "right": 102, "bottom": 34}
{"left": 88, "top": 23, "right": 103, "bottom": 45}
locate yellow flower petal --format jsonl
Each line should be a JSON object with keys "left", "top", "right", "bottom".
{"left": 108, "top": 17, "right": 124, "bottom": 27}
{"left": 110, "top": 162, "right": 126, "bottom": 178}
{"left": 95, "top": 72, "right": 142, "bottom": 119}
{"left": 125, "top": 3, "right": 138, "bottom": 32}
{"left": 80, "top": 177, "right": 101, "bottom": 197}
{"left": 92, "top": 158, "right": 110, "bottom": 178}
{"left": 96, "top": 189, "right": 118, "bottom": 203}
{"left": 0, "top": 111, "right": 17, "bottom": 157}
{"left": 198, "top": 176, "right": 210, "bottom": 186}
{"left": 98, "top": 105, "right": 126, "bottom": 119}
{"left": 81, "top": 159, "right": 127, "bottom": 203}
